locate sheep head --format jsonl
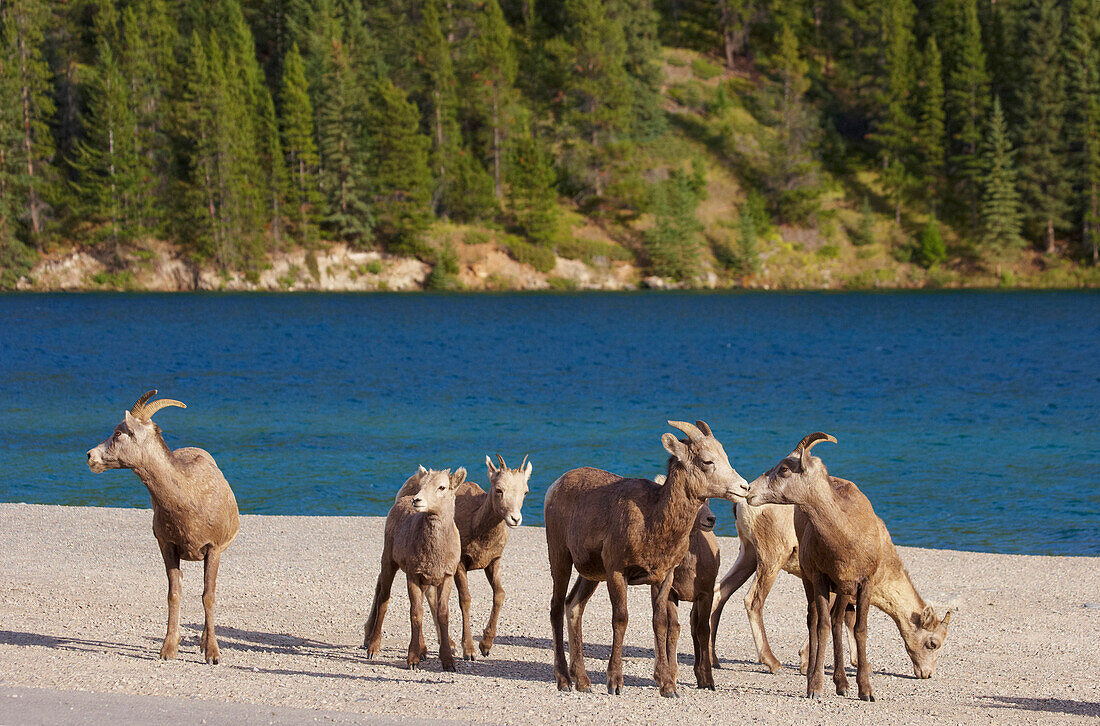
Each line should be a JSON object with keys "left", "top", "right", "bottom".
{"left": 408, "top": 466, "right": 465, "bottom": 515}
{"left": 86, "top": 390, "right": 186, "bottom": 473}
{"left": 746, "top": 432, "right": 837, "bottom": 506}
{"left": 695, "top": 501, "right": 717, "bottom": 532}
{"left": 904, "top": 606, "right": 953, "bottom": 678}
{"left": 661, "top": 419, "right": 748, "bottom": 503}
{"left": 485, "top": 454, "right": 532, "bottom": 528}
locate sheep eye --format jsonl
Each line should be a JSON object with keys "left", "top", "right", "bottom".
{"left": 926, "top": 640, "right": 939, "bottom": 649}
{"left": 496, "top": 489, "right": 504, "bottom": 496}
{"left": 438, "top": 485, "right": 446, "bottom": 491}
{"left": 702, "top": 460, "right": 714, "bottom": 467}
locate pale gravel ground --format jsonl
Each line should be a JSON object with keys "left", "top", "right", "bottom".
{"left": 1, "top": 503, "right": 1098, "bottom": 725}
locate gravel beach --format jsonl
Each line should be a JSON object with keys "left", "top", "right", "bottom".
{"left": 1, "top": 503, "right": 1097, "bottom": 724}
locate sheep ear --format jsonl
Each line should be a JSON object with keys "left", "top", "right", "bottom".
{"left": 451, "top": 467, "right": 467, "bottom": 488}
{"left": 920, "top": 605, "right": 936, "bottom": 630}
{"left": 662, "top": 433, "right": 688, "bottom": 461}
{"left": 123, "top": 410, "right": 141, "bottom": 428}
{"left": 485, "top": 455, "right": 498, "bottom": 476}
{"left": 523, "top": 459, "right": 533, "bottom": 478}
{"left": 416, "top": 465, "right": 428, "bottom": 479}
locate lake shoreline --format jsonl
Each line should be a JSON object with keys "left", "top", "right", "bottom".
{"left": 2, "top": 503, "right": 1097, "bottom": 724}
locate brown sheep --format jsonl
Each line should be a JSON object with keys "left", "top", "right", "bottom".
{"left": 363, "top": 466, "right": 465, "bottom": 671}
{"left": 544, "top": 420, "right": 748, "bottom": 697}
{"left": 86, "top": 390, "right": 239, "bottom": 664}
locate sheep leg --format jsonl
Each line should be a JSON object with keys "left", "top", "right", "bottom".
{"left": 692, "top": 589, "right": 716, "bottom": 690}
{"left": 807, "top": 574, "right": 831, "bottom": 699}
{"left": 845, "top": 603, "right": 859, "bottom": 668}
{"left": 656, "top": 596, "right": 680, "bottom": 684}
{"left": 650, "top": 572, "right": 678, "bottom": 697}
{"left": 479, "top": 558, "right": 505, "bottom": 657}
{"left": 421, "top": 586, "right": 434, "bottom": 659}
{"left": 565, "top": 575, "right": 598, "bottom": 692}
{"left": 158, "top": 540, "right": 181, "bottom": 661}
{"left": 428, "top": 577, "right": 456, "bottom": 672}
{"left": 709, "top": 540, "right": 756, "bottom": 668}
{"left": 854, "top": 584, "right": 874, "bottom": 702}
{"left": 548, "top": 544, "right": 574, "bottom": 691}
{"left": 831, "top": 592, "right": 851, "bottom": 696}
{"left": 363, "top": 552, "right": 397, "bottom": 658}
{"left": 200, "top": 548, "right": 221, "bottom": 665}
{"left": 406, "top": 578, "right": 425, "bottom": 670}
{"left": 454, "top": 566, "right": 476, "bottom": 660}
{"left": 606, "top": 571, "right": 629, "bottom": 695}
{"left": 744, "top": 557, "right": 783, "bottom": 673}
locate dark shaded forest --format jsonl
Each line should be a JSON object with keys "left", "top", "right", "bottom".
{"left": 1, "top": 0, "right": 1098, "bottom": 289}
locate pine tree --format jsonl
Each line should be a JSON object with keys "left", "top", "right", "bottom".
{"left": 507, "top": 135, "right": 560, "bottom": 247}
{"left": 71, "top": 38, "right": 142, "bottom": 255}
{"left": 559, "top": 0, "right": 633, "bottom": 150}
{"left": 0, "top": 16, "right": 30, "bottom": 286}
{"left": 1, "top": 0, "right": 56, "bottom": 251}
{"left": 870, "top": 0, "right": 917, "bottom": 225}
{"left": 917, "top": 216, "right": 946, "bottom": 267}
{"left": 257, "top": 86, "right": 288, "bottom": 248}
{"left": 173, "top": 32, "right": 221, "bottom": 260}
{"left": 646, "top": 168, "right": 703, "bottom": 280}
{"left": 1066, "top": 0, "right": 1100, "bottom": 264}
{"left": 941, "top": 0, "right": 990, "bottom": 231}
{"left": 1015, "top": 0, "right": 1070, "bottom": 252}
{"left": 280, "top": 43, "right": 322, "bottom": 245}
{"left": 916, "top": 36, "right": 946, "bottom": 212}
{"left": 419, "top": 0, "right": 462, "bottom": 216}
{"left": 473, "top": 0, "right": 519, "bottom": 200}
{"left": 980, "top": 97, "right": 1025, "bottom": 250}
{"left": 366, "top": 78, "right": 433, "bottom": 254}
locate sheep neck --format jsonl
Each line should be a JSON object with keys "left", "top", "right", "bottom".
{"left": 874, "top": 551, "right": 928, "bottom": 640}
{"left": 129, "top": 435, "right": 186, "bottom": 510}
{"left": 651, "top": 460, "right": 705, "bottom": 547}
{"left": 470, "top": 488, "right": 504, "bottom": 536}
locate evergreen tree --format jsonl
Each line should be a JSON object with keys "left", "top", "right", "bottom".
{"left": 71, "top": 38, "right": 142, "bottom": 255}
{"left": 941, "top": 0, "right": 990, "bottom": 231}
{"left": 419, "top": 0, "right": 463, "bottom": 217}
{"left": 979, "top": 97, "right": 1024, "bottom": 250}
{"left": 609, "top": 0, "right": 665, "bottom": 139}
{"left": 173, "top": 32, "right": 221, "bottom": 260}
{"left": 917, "top": 216, "right": 946, "bottom": 267}
{"left": 0, "top": 17, "right": 29, "bottom": 286}
{"left": 1, "top": 0, "right": 56, "bottom": 251}
{"left": 916, "top": 36, "right": 946, "bottom": 212}
{"left": 646, "top": 168, "right": 703, "bottom": 280}
{"left": 1066, "top": 0, "right": 1100, "bottom": 264}
{"left": 870, "top": 0, "right": 917, "bottom": 225}
{"left": 366, "top": 78, "right": 433, "bottom": 253}
{"left": 1014, "top": 0, "right": 1070, "bottom": 252}
{"left": 280, "top": 43, "right": 322, "bottom": 245}
{"left": 257, "top": 86, "right": 288, "bottom": 248}
{"left": 473, "top": 0, "right": 519, "bottom": 200}
{"left": 507, "top": 135, "right": 560, "bottom": 247}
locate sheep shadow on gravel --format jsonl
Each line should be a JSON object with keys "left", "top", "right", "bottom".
{"left": 0, "top": 630, "right": 155, "bottom": 661}
{"left": 491, "top": 633, "right": 758, "bottom": 669}
{"left": 983, "top": 696, "right": 1100, "bottom": 717}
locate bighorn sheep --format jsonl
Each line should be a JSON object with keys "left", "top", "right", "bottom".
{"left": 709, "top": 497, "right": 952, "bottom": 679}
{"left": 86, "top": 390, "right": 239, "bottom": 664}
{"left": 363, "top": 466, "right": 465, "bottom": 671}
{"left": 394, "top": 454, "right": 533, "bottom": 660}
{"left": 746, "top": 433, "right": 952, "bottom": 701}
{"left": 544, "top": 420, "right": 748, "bottom": 697}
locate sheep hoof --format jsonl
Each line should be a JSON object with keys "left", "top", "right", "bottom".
{"left": 764, "top": 659, "right": 783, "bottom": 674}
{"left": 464, "top": 652, "right": 476, "bottom": 661}
{"left": 479, "top": 643, "right": 492, "bottom": 657}
{"left": 806, "top": 692, "right": 820, "bottom": 700}
{"left": 442, "top": 662, "right": 456, "bottom": 672}
{"left": 555, "top": 678, "right": 572, "bottom": 692}
{"left": 836, "top": 687, "right": 848, "bottom": 697}
{"left": 607, "top": 685, "right": 621, "bottom": 695}
{"left": 860, "top": 692, "right": 875, "bottom": 702}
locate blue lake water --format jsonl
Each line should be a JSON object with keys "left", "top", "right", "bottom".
{"left": 1, "top": 291, "right": 1097, "bottom": 556}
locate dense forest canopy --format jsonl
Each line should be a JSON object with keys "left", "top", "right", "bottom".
{"left": 0, "top": 0, "right": 1098, "bottom": 289}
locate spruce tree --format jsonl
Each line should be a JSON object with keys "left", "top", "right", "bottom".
{"left": 473, "top": 0, "right": 519, "bottom": 200}
{"left": 870, "top": 0, "right": 917, "bottom": 226}
{"left": 419, "top": 0, "right": 463, "bottom": 217}
{"left": 366, "top": 78, "right": 433, "bottom": 254}
{"left": 941, "top": 0, "right": 990, "bottom": 232}
{"left": 917, "top": 216, "right": 946, "bottom": 267}
{"left": 1015, "top": 0, "right": 1070, "bottom": 252}
{"left": 173, "top": 32, "right": 220, "bottom": 260}
{"left": 559, "top": 0, "right": 633, "bottom": 150}
{"left": 979, "top": 97, "right": 1025, "bottom": 250}
{"left": 916, "top": 36, "right": 946, "bottom": 212}
{"left": 1066, "top": 0, "right": 1100, "bottom": 264}
{"left": 646, "top": 168, "right": 703, "bottom": 281}
{"left": 280, "top": 43, "right": 322, "bottom": 245}
{"left": 257, "top": 87, "right": 288, "bottom": 249}
{"left": 71, "top": 38, "right": 142, "bottom": 255}
{"left": 0, "top": 17, "right": 29, "bottom": 286}
{"left": 507, "top": 135, "right": 559, "bottom": 247}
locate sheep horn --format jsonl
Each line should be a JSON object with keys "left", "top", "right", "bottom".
{"left": 141, "top": 398, "right": 187, "bottom": 419}
{"left": 129, "top": 390, "right": 157, "bottom": 417}
{"left": 795, "top": 432, "right": 837, "bottom": 454}
{"left": 496, "top": 453, "right": 507, "bottom": 469}
{"left": 520, "top": 454, "right": 529, "bottom": 471}
{"left": 667, "top": 420, "right": 704, "bottom": 442}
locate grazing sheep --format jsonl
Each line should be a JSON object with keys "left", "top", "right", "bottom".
{"left": 746, "top": 433, "right": 953, "bottom": 701}
{"left": 709, "top": 498, "right": 952, "bottom": 679}
{"left": 86, "top": 390, "right": 239, "bottom": 664}
{"left": 363, "top": 466, "right": 465, "bottom": 671}
{"left": 544, "top": 420, "right": 748, "bottom": 697}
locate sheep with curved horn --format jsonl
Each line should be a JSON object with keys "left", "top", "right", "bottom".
{"left": 745, "top": 433, "right": 953, "bottom": 701}
{"left": 545, "top": 419, "right": 748, "bottom": 697}
{"left": 86, "top": 390, "right": 239, "bottom": 664}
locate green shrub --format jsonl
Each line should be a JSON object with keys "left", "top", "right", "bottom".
{"left": 500, "top": 235, "right": 556, "bottom": 273}
{"left": 464, "top": 229, "right": 491, "bottom": 246}
{"left": 848, "top": 197, "right": 875, "bottom": 247}
{"left": 90, "top": 270, "right": 136, "bottom": 289}
{"left": 304, "top": 250, "right": 320, "bottom": 280}
{"left": 365, "top": 259, "right": 382, "bottom": 275}
{"left": 668, "top": 82, "right": 706, "bottom": 112}
{"left": 547, "top": 276, "right": 578, "bottom": 291}
{"left": 667, "top": 53, "right": 688, "bottom": 67}
{"left": 817, "top": 243, "right": 841, "bottom": 259}
{"left": 691, "top": 57, "right": 722, "bottom": 80}
{"left": 917, "top": 218, "right": 946, "bottom": 268}
{"left": 556, "top": 236, "right": 634, "bottom": 264}
{"left": 278, "top": 265, "right": 300, "bottom": 289}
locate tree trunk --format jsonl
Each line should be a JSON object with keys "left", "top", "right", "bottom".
{"left": 1045, "top": 218, "right": 1054, "bottom": 254}
{"left": 17, "top": 20, "right": 41, "bottom": 250}
{"left": 492, "top": 92, "right": 502, "bottom": 200}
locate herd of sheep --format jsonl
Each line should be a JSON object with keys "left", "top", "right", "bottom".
{"left": 85, "top": 390, "right": 953, "bottom": 702}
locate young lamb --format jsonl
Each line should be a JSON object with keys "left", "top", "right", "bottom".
{"left": 746, "top": 433, "right": 952, "bottom": 701}
{"left": 86, "top": 390, "right": 239, "bottom": 664}
{"left": 545, "top": 420, "right": 748, "bottom": 697}
{"left": 665, "top": 497, "right": 720, "bottom": 690}
{"left": 363, "top": 466, "right": 466, "bottom": 671}
{"left": 709, "top": 497, "right": 952, "bottom": 678}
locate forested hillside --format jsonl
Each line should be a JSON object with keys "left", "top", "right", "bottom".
{"left": 1, "top": 0, "right": 1099, "bottom": 290}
